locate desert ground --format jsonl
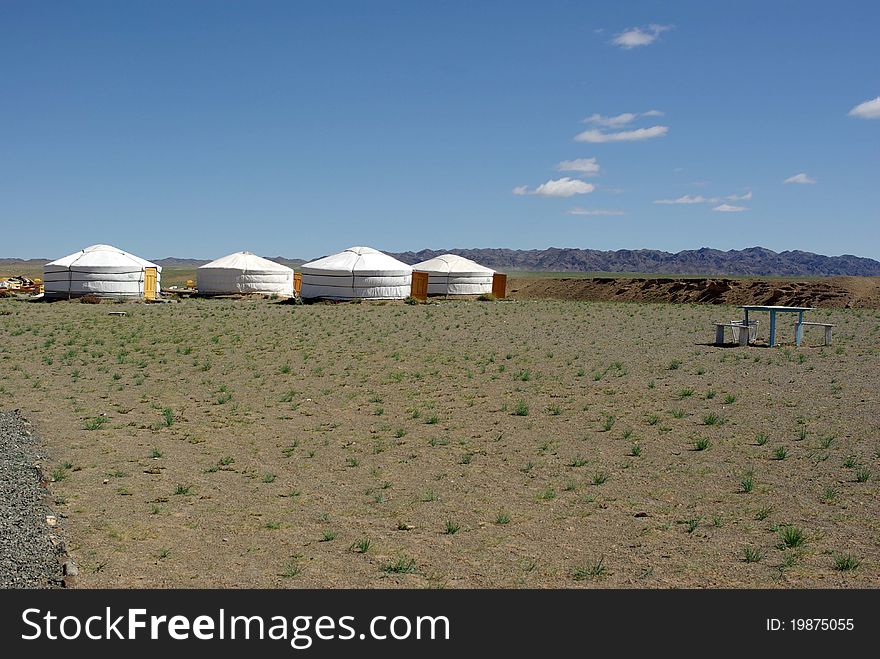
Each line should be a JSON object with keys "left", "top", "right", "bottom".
{"left": 1, "top": 293, "right": 878, "bottom": 588}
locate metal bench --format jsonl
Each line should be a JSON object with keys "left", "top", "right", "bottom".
{"left": 796, "top": 321, "right": 833, "bottom": 346}
{"left": 714, "top": 322, "right": 750, "bottom": 346}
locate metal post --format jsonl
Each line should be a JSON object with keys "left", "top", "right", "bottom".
{"left": 769, "top": 311, "right": 777, "bottom": 347}
{"left": 796, "top": 311, "right": 804, "bottom": 347}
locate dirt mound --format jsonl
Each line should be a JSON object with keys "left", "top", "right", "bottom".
{"left": 508, "top": 276, "right": 880, "bottom": 308}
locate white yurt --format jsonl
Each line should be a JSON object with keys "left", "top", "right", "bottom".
{"left": 197, "top": 251, "right": 294, "bottom": 296}
{"left": 300, "top": 246, "right": 412, "bottom": 300}
{"left": 412, "top": 254, "right": 495, "bottom": 296}
{"left": 43, "top": 244, "right": 161, "bottom": 298}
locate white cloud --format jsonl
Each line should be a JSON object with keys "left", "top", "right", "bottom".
{"left": 713, "top": 204, "right": 750, "bottom": 212}
{"left": 556, "top": 157, "right": 601, "bottom": 176}
{"left": 575, "top": 125, "right": 668, "bottom": 143}
{"left": 583, "top": 112, "right": 638, "bottom": 127}
{"left": 784, "top": 173, "right": 816, "bottom": 185}
{"left": 513, "top": 177, "right": 595, "bottom": 198}
{"left": 612, "top": 24, "right": 672, "bottom": 49}
{"left": 583, "top": 110, "right": 664, "bottom": 127}
{"left": 566, "top": 207, "right": 625, "bottom": 216}
{"left": 654, "top": 194, "right": 718, "bottom": 205}
{"left": 848, "top": 96, "right": 880, "bottom": 119}
{"left": 656, "top": 190, "right": 753, "bottom": 205}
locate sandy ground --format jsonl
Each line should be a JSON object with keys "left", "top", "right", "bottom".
{"left": 0, "top": 296, "right": 878, "bottom": 588}
{"left": 507, "top": 276, "right": 880, "bottom": 308}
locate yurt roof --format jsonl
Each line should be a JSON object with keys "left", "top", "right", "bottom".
{"left": 45, "top": 244, "right": 161, "bottom": 271}
{"left": 198, "top": 251, "right": 292, "bottom": 273}
{"left": 413, "top": 254, "right": 494, "bottom": 275}
{"left": 301, "top": 246, "right": 412, "bottom": 276}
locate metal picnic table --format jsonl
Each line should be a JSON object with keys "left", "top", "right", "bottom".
{"left": 740, "top": 305, "right": 814, "bottom": 347}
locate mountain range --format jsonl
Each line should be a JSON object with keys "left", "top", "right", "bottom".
{"left": 3, "top": 247, "right": 879, "bottom": 277}
{"left": 388, "top": 247, "right": 880, "bottom": 277}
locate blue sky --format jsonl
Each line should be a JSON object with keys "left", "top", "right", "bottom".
{"left": 2, "top": 0, "right": 878, "bottom": 260}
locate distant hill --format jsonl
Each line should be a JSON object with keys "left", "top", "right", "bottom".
{"left": 0, "top": 258, "right": 47, "bottom": 267}
{"left": 389, "top": 247, "right": 880, "bottom": 277}
{"left": 3, "top": 247, "right": 879, "bottom": 277}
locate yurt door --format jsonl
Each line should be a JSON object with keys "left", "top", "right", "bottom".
{"left": 144, "top": 267, "right": 158, "bottom": 300}
{"left": 492, "top": 273, "right": 507, "bottom": 299}
{"left": 410, "top": 271, "right": 428, "bottom": 301}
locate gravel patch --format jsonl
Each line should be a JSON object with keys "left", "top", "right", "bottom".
{"left": 0, "top": 410, "right": 65, "bottom": 588}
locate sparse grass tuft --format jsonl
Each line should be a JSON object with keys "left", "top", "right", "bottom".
{"left": 350, "top": 538, "right": 372, "bottom": 553}
{"left": 702, "top": 413, "right": 723, "bottom": 426}
{"left": 755, "top": 506, "right": 772, "bottom": 521}
{"left": 382, "top": 556, "right": 417, "bottom": 574}
{"left": 591, "top": 471, "right": 609, "bottom": 486}
{"left": 572, "top": 556, "right": 606, "bottom": 580}
{"left": 743, "top": 547, "right": 763, "bottom": 563}
{"left": 779, "top": 525, "right": 806, "bottom": 549}
{"left": 84, "top": 416, "right": 108, "bottom": 431}
{"left": 833, "top": 554, "right": 860, "bottom": 571}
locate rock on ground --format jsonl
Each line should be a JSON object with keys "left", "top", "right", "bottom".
{"left": 0, "top": 410, "right": 64, "bottom": 588}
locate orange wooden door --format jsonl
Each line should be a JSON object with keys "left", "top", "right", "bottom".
{"left": 410, "top": 271, "right": 428, "bottom": 300}
{"left": 491, "top": 273, "right": 507, "bottom": 299}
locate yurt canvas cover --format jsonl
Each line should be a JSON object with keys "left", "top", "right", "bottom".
{"left": 197, "top": 252, "right": 294, "bottom": 295}
{"left": 43, "top": 244, "right": 161, "bottom": 298}
{"left": 300, "top": 246, "right": 412, "bottom": 300}
{"left": 412, "top": 254, "right": 494, "bottom": 295}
